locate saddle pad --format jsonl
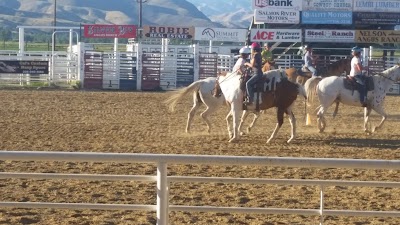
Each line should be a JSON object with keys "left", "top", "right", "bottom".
{"left": 343, "top": 76, "right": 374, "bottom": 91}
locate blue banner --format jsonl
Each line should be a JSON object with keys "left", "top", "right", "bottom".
{"left": 301, "top": 11, "right": 352, "bottom": 24}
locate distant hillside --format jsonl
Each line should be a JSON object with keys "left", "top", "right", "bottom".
{"left": 187, "top": 0, "right": 253, "bottom": 28}
{"left": 0, "top": 0, "right": 222, "bottom": 30}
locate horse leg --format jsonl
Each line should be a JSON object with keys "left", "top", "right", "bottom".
{"left": 316, "top": 106, "right": 327, "bottom": 133}
{"left": 239, "top": 110, "right": 250, "bottom": 136}
{"left": 363, "top": 107, "right": 372, "bottom": 134}
{"left": 225, "top": 110, "right": 233, "bottom": 139}
{"left": 247, "top": 111, "right": 261, "bottom": 134}
{"left": 267, "top": 107, "right": 284, "bottom": 144}
{"left": 200, "top": 104, "right": 218, "bottom": 133}
{"left": 332, "top": 101, "right": 339, "bottom": 118}
{"left": 286, "top": 105, "right": 296, "bottom": 144}
{"left": 186, "top": 93, "right": 200, "bottom": 133}
{"left": 229, "top": 102, "right": 242, "bottom": 143}
{"left": 371, "top": 105, "right": 387, "bottom": 133}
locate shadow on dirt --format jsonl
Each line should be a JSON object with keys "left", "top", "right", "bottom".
{"left": 329, "top": 138, "right": 400, "bottom": 149}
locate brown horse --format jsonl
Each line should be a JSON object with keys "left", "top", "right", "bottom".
{"left": 288, "top": 58, "right": 352, "bottom": 85}
{"left": 262, "top": 61, "right": 276, "bottom": 72}
{"left": 214, "top": 69, "right": 307, "bottom": 143}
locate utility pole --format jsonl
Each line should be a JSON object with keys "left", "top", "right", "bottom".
{"left": 53, "top": 0, "right": 57, "bottom": 51}
{"left": 136, "top": 0, "right": 148, "bottom": 40}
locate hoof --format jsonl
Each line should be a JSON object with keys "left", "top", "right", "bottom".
{"left": 229, "top": 137, "right": 239, "bottom": 143}
{"left": 240, "top": 131, "right": 246, "bottom": 136}
{"left": 287, "top": 138, "right": 294, "bottom": 144}
{"left": 266, "top": 139, "right": 272, "bottom": 144}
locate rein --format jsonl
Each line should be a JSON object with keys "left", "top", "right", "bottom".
{"left": 374, "top": 72, "right": 397, "bottom": 83}
{"left": 212, "top": 71, "right": 238, "bottom": 96}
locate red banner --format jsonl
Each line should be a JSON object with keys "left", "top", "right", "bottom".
{"left": 84, "top": 25, "right": 137, "bottom": 38}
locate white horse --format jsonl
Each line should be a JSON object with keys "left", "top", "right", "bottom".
{"left": 305, "top": 64, "right": 400, "bottom": 133}
{"left": 165, "top": 77, "right": 261, "bottom": 133}
{"left": 217, "top": 69, "right": 307, "bottom": 143}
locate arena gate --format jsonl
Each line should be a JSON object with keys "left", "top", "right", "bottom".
{"left": 83, "top": 51, "right": 138, "bottom": 90}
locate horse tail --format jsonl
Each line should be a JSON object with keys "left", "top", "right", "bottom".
{"left": 305, "top": 77, "right": 321, "bottom": 106}
{"left": 164, "top": 80, "right": 203, "bottom": 112}
{"left": 296, "top": 84, "right": 307, "bottom": 99}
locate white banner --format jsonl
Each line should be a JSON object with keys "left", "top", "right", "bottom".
{"left": 250, "top": 29, "right": 302, "bottom": 42}
{"left": 252, "top": 0, "right": 302, "bottom": 10}
{"left": 194, "top": 27, "right": 247, "bottom": 42}
{"left": 302, "top": 0, "right": 353, "bottom": 11}
{"left": 254, "top": 9, "right": 300, "bottom": 24}
{"left": 305, "top": 29, "right": 355, "bottom": 43}
{"left": 353, "top": 0, "right": 400, "bottom": 12}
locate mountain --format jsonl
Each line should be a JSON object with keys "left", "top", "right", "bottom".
{"left": 0, "top": 0, "right": 223, "bottom": 30}
{"left": 186, "top": 0, "right": 253, "bottom": 28}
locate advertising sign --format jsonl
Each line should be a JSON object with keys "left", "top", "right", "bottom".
{"left": 0, "top": 60, "right": 49, "bottom": 74}
{"left": 302, "top": 0, "right": 352, "bottom": 11}
{"left": 355, "top": 30, "right": 400, "bottom": 43}
{"left": 354, "top": 12, "right": 400, "bottom": 25}
{"left": 194, "top": 27, "right": 247, "bottom": 42}
{"left": 254, "top": 9, "right": 300, "bottom": 24}
{"left": 84, "top": 25, "right": 137, "bottom": 38}
{"left": 353, "top": 0, "right": 400, "bottom": 13}
{"left": 143, "top": 26, "right": 194, "bottom": 39}
{"left": 305, "top": 29, "right": 355, "bottom": 43}
{"left": 252, "top": 0, "right": 302, "bottom": 10}
{"left": 250, "top": 29, "right": 302, "bottom": 42}
{"left": 301, "top": 11, "right": 352, "bottom": 24}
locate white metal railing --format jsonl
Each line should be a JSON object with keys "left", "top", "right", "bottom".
{"left": 0, "top": 151, "right": 399, "bottom": 225}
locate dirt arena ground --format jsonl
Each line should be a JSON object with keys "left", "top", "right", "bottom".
{"left": 0, "top": 89, "right": 399, "bottom": 225}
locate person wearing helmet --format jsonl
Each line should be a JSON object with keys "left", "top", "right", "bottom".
{"left": 261, "top": 43, "right": 274, "bottom": 69}
{"left": 232, "top": 46, "right": 251, "bottom": 75}
{"left": 304, "top": 44, "right": 318, "bottom": 77}
{"left": 350, "top": 46, "right": 367, "bottom": 107}
{"left": 243, "top": 42, "right": 263, "bottom": 108}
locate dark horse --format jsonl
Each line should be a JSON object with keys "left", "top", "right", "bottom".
{"left": 214, "top": 69, "right": 307, "bottom": 143}
{"left": 289, "top": 58, "right": 352, "bottom": 85}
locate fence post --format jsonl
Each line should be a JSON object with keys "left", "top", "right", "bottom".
{"left": 157, "top": 162, "right": 168, "bottom": 225}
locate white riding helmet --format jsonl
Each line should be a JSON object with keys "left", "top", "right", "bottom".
{"left": 239, "top": 47, "right": 251, "bottom": 54}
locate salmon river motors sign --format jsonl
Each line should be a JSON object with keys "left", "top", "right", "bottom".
{"left": 143, "top": 26, "right": 194, "bottom": 39}
{"left": 0, "top": 60, "right": 49, "bottom": 74}
{"left": 84, "top": 25, "right": 137, "bottom": 38}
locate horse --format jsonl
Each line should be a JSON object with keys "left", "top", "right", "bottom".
{"left": 262, "top": 61, "right": 276, "bottom": 72}
{"left": 215, "top": 69, "right": 307, "bottom": 143}
{"left": 164, "top": 77, "right": 261, "bottom": 134}
{"left": 290, "top": 58, "right": 352, "bottom": 85}
{"left": 305, "top": 64, "right": 400, "bottom": 133}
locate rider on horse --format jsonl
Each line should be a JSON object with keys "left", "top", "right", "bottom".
{"left": 350, "top": 46, "right": 368, "bottom": 107}
{"left": 244, "top": 42, "right": 263, "bottom": 109}
{"left": 304, "top": 44, "right": 319, "bottom": 77}
{"left": 232, "top": 46, "right": 251, "bottom": 75}
{"left": 261, "top": 43, "right": 275, "bottom": 71}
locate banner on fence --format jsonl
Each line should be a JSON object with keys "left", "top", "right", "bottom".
{"left": 250, "top": 29, "right": 302, "bottom": 42}
{"left": 83, "top": 25, "right": 137, "bottom": 38}
{"left": 302, "top": 0, "right": 352, "bottom": 11}
{"left": 194, "top": 27, "right": 247, "bottom": 42}
{"left": 355, "top": 30, "right": 400, "bottom": 43}
{"left": 353, "top": 0, "right": 400, "bottom": 12}
{"left": 143, "top": 26, "right": 194, "bottom": 39}
{"left": 0, "top": 60, "right": 49, "bottom": 74}
{"left": 305, "top": 29, "right": 355, "bottom": 42}
{"left": 252, "top": 0, "right": 302, "bottom": 10}
{"left": 354, "top": 12, "right": 400, "bottom": 25}
{"left": 254, "top": 9, "right": 300, "bottom": 24}
{"left": 301, "top": 11, "right": 352, "bottom": 24}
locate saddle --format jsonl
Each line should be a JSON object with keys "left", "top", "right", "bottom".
{"left": 297, "top": 66, "right": 312, "bottom": 77}
{"left": 343, "top": 76, "right": 374, "bottom": 92}
{"left": 301, "top": 65, "right": 310, "bottom": 72}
